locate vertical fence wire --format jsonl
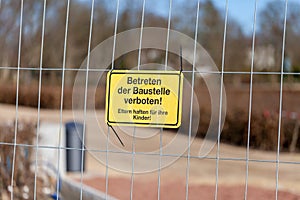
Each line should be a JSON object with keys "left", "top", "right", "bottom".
{"left": 157, "top": 0, "right": 173, "bottom": 199}
{"left": 55, "top": 0, "right": 70, "bottom": 199}
{"left": 130, "top": 1, "right": 146, "bottom": 199}
{"left": 33, "top": 0, "right": 47, "bottom": 199}
{"left": 214, "top": 0, "right": 229, "bottom": 199}
{"left": 106, "top": 0, "right": 120, "bottom": 198}
{"left": 185, "top": 1, "right": 200, "bottom": 199}
{"left": 244, "top": 0, "right": 257, "bottom": 199}
{"left": 137, "top": 0, "right": 146, "bottom": 71}
{"left": 79, "top": 0, "right": 95, "bottom": 199}
{"left": 275, "top": 0, "right": 289, "bottom": 199}
{"left": 110, "top": 0, "right": 120, "bottom": 71}
{"left": 10, "top": 0, "right": 24, "bottom": 199}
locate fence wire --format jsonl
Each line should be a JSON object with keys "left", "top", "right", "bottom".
{"left": 1, "top": 0, "right": 299, "bottom": 200}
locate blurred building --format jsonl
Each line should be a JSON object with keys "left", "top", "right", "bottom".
{"left": 247, "top": 45, "right": 275, "bottom": 71}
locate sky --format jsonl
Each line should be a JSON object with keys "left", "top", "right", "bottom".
{"left": 147, "top": 0, "right": 299, "bottom": 35}
{"left": 210, "top": 0, "right": 299, "bottom": 34}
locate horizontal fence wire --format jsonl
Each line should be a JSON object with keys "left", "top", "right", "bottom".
{"left": 1, "top": 140, "right": 300, "bottom": 164}
{"left": 2, "top": 66, "right": 300, "bottom": 76}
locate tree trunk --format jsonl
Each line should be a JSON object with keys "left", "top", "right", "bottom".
{"left": 290, "top": 120, "right": 300, "bottom": 152}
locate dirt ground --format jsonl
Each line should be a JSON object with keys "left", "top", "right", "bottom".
{"left": 1, "top": 104, "right": 300, "bottom": 199}
{"left": 79, "top": 176, "right": 300, "bottom": 200}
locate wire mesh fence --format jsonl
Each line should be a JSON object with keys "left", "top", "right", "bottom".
{"left": 1, "top": 0, "right": 300, "bottom": 199}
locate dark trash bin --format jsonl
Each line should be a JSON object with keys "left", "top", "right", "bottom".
{"left": 65, "top": 122, "right": 85, "bottom": 172}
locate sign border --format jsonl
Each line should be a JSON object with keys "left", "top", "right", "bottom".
{"left": 105, "top": 70, "right": 183, "bottom": 128}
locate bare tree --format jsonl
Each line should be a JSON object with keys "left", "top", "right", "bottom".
{"left": 0, "top": 0, "right": 64, "bottom": 84}
{"left": 259, "top": 1, "right": 300, "bottom": 71}
{"left": 172, "top": 0, "right": 247, "bottom": 70}
{"left": 198, "top": 0, "right": 224, "bottom": 68}
{"left": 0, "top": 0, "right": 22, "bottom": 82}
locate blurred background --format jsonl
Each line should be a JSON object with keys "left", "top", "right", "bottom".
{"left": 1, "top": 0, "right": 300, "bottom": 199}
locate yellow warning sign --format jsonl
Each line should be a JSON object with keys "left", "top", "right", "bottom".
{"left": 105, "top": 70, "right": 183, "bottom": 128}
